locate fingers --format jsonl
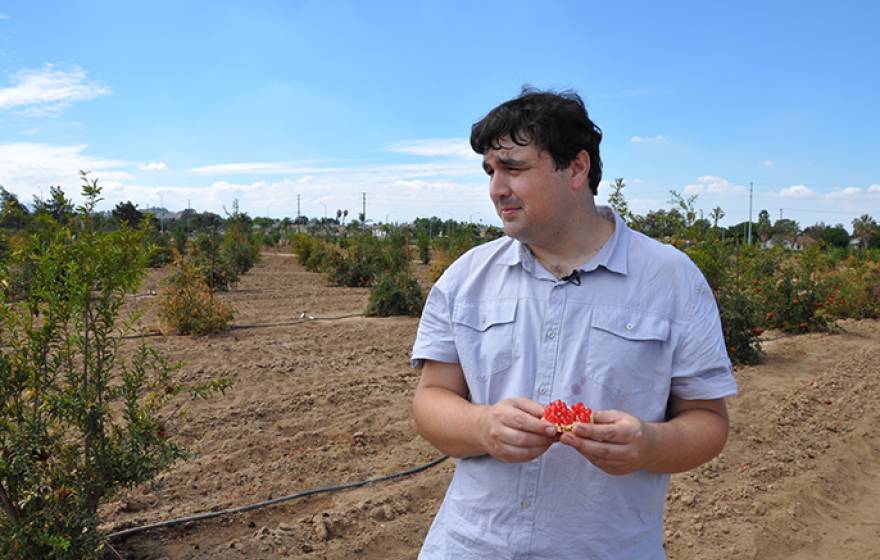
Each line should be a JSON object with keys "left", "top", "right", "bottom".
{"left": 558, "top": 410, "right": 648, "bottom": 474}
{"left": 481, "top": 399, "right": 557, "bottom": 462}
{"left": 559, "top": 432, "right": 641, "bottom": 473}
{"left": 498, "top": 398, "right": 557, "bottom": 436}
{"left": 573, "top": 409, "right": 639, "bottom": 443}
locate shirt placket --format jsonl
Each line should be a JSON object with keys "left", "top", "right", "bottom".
{"left": 516, "top": 278, "right": 568, "bottom": 557}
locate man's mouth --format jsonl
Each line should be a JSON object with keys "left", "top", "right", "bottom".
{"left": 499, "top": 206, "right": 521, "bottom": 218}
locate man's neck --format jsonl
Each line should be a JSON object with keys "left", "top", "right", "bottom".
{"left": 527, "top": 206, "right": 615, "bottom": 278}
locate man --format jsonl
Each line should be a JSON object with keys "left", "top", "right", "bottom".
{"left": 410, "top": 88, "right": 736, "bottom": 559}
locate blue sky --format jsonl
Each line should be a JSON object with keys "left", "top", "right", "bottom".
{"left": 0, "top": 1, "right": 877, "bottom": 229}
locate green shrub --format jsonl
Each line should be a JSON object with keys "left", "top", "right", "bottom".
{"left": 291, "top": 233, "right": 334, "bottom": 272}
{"left": 172, "top": 226, "right": 188, "bottom": 255}
{"left": 365, "top": 271, "right": 425, "bottom": 317}
{"left": 716, "top": 280, "right": 764, "bottom": 365}
{"left": 157, "top": 254, "right": 235, "bottom": 335}
{"left": 147, "top": 229, "right": 175, "bottom": 268}
{"left": 417, "top": 231, "right": 431, "bottom": 264}
{"left": 687, "top": 241, "right": 764, "bottom": 365}
{"left": 0, "top": 173, "right": 228, "bottom": 560}
{"left": 823, "top": 257, "right": 880, "bottom": 319}
{"left": 189, "top": 231, "right": 239, "bottom": 291}
{"left": 221, "top": 220, "right": 260, "bottom": 276}
{"left": 327, "top": 233, "right": 394, "bottom": 287}
{"left": 762, "top": 256, "right": 832, "bottom": 333}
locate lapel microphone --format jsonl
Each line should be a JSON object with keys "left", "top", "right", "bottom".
{"left": 561, "top": 270, "right": 581, "bottom": 285}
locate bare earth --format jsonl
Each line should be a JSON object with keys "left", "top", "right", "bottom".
{"left": 108, "top": 253, "right": 880, "bottom": 559}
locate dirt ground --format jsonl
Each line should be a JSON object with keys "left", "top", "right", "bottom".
{"left": 106, "top": 253, "right": 880, "bottom": 559}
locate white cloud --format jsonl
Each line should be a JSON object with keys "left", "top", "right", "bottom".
{"left": 682, "top": 175, "right": 746, "bottom": 196}
{"left": 137, "top": 162, "right": 168, "bottom": 172}
{"left": 0, "top": 139, "right": 496, "bottom": 221}
{"left": 388, "top": 138, "right": 479, "bottom": 160}
{"left": 0, "top": 142, "right": 129, "bottom": 202}
{"left": 630, "top": 135, "right": 665, "bottom": 144}
{"left": 869, "top": 184, "right": 880, "bottom": 193}
{"left": 780, "top": 184, "right": 814, "bottom": 198}
{"left": 187, "top": 162, "right": 342, "bottom": 175}
{"left": 826, "top": 187, "right": 862, "bottom": 199}
{"left": 763, "top": 160, "right": 774, "bottom": 167}
{"left": 0, "top": 64, "right": 111, "bottom": 116}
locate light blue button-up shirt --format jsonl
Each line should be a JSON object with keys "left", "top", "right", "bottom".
{"left": 411, "top": 208, "right": 737, "bottom": 560}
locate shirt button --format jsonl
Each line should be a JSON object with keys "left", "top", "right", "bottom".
{"left": 625, "top": 322, "right": 634, "bottom": 330}
{"left": 521, "top": 499, "right": 530, "bottom": 509}
{"left": 547, "top": 330, "right": 556, "bottom": 339}
{"left": 538, "top": 385, "right": 548, "bottom": 395}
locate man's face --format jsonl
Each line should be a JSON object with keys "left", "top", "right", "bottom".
{"left": 482, "top": 139, "right": 572, "bottom": 244}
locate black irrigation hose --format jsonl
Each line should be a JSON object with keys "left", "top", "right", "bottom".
{"left": 119, "top": 313, "right": 365, "bottom": 340}
{"left": 108, "top": 454, "right": 449, "bottom": 541}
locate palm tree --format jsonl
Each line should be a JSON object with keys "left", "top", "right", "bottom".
{"left": 710, "top": 206, "right": 725, "bottom": 228}
{"left": 852, "top": 214, "right": 877, "bottom": 248}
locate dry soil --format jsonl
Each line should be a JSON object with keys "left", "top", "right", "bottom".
{"left": 107, "top": 253, "right": 880, "bottom": 559}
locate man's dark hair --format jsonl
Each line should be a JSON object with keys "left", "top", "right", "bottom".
{"left": 470, "top": 87, "right": 603, "bottom": 195}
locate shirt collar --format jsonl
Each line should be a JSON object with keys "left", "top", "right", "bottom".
{"left": 582, "top": 206, "right": 629, "bottom": 275}
{"left": 493, "top": 205, "right": 630, "bottom": 276}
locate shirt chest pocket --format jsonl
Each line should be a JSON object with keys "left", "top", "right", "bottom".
{"left": 452, "top": 300, "right": 517, "bottom": 380}
{"left": 586, "top": 311, "right": 671, "bottom": 396}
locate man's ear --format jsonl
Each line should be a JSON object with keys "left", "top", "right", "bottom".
{"left": 569, "top": 150, "right": 591, "bottom": 192}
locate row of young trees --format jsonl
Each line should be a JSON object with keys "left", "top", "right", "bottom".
{"left": 606, "top": 178, "right": 880, "bottom": 248}
{"left": 606, "top": 178, "right": 880, "bottom": 364}
{"left": 284, "top": 179, "right": 879, "bottom": 368}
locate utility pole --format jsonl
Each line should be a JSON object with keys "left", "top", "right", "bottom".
{"left": 362, "top": 192, "right": 367, "bottom": 224}
{"left": 747, "top": 182, "right": 753, "bottom": 245}
{"left": 159, "top": 194, "right": 164, "bottom": 232}
{"left": 297, "top": 194, "right": 301, "bottom": 219}
{"left": 779, "top": 208, "right": 783, "bottom": 220}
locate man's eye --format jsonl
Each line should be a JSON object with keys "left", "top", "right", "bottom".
{"left": 484, "top": 169, "right": 494, "bottom": 176}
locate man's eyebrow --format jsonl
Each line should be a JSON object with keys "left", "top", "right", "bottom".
{"left": 484, "top": 156, "right": 528, "bottom": 170}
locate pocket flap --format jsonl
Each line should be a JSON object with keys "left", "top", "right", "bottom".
{"left": 592, "top": 310, "right": 669, "bottom": 341}
{"left": 452, "top": 299, "right": 518, "bottom": 332}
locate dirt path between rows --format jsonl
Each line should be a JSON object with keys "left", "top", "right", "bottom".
{"left": 109, "top": 254, "right": 880, "bottom": 559}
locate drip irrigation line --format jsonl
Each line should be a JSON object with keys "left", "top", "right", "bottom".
{"left": 231, "top": 313, "right": 364, "bottom": 331}
{"left": 108, "top": 454, "right": 449, "bottom": 541}
{"left": 119, "top": 313, "right": 365, "bottom": 340}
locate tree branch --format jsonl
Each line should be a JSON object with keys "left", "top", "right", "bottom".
{"left": 0, "top": 482, "right": 19, "bottom": 521}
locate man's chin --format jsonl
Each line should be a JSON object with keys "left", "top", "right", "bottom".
{"left": 502, "top": 222, "right": 525, "bottom": 240}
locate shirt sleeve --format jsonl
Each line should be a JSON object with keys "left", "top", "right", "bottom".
{"left": 670, "top": 271, "right": 737, "bottom": 400}
{"left": 410, "top": 281, "right": 459, "bottom": 369}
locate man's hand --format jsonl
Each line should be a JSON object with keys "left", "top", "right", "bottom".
{"left": 478, "top": 398, "right": 558, "bottom": 463}
{"left": 559, "top": 398, "right": 730, "bottom": 475}
{"left": 558, "top": 409, "right": 652, "bottom": 475}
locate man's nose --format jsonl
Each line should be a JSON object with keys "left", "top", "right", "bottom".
{"left": 489, "top": 172, "right": 510, "bottom": 199}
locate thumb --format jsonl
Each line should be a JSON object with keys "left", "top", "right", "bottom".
{"left": 590, "top": 409, "right": 623, "bottom": 425}
{"left": 512, "top": 397, "right": 547, "bottom": 418}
